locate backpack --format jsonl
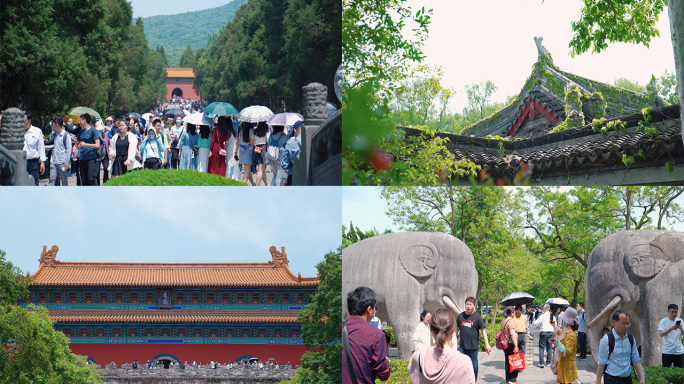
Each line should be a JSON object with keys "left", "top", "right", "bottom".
{"left": 267, "top": 132, "right": 287, "bottom": 162}
{"left": 606, "top": 330, "right": 635, "bottom": 373}
{"left": 495, "top": 318, "right": 511, "bottom": 350}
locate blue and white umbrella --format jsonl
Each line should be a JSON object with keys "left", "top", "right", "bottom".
{"left": 546, "top": 297, "right": 570, "bottom": 306}
{"left": 182, "top": 112, "right": 214, "bottom": 126}
{"left": 500, "top": 292, "right": 536, "bottom": 306}
{"left": 238, "top": 105, "right": 274, "bottom": 123}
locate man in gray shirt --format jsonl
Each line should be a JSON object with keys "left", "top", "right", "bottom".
{"left": 48, "top": 117, "right": 72, "bottom": 186}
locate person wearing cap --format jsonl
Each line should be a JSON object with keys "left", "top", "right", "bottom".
{"left": 105, "top": 116, "right": 114, "bottom": 135}
{"left": 138, "top": 122, "right": 165, "bottom": 170}
{"left": 549, "top": 307, "right": 578, "bottom": 384}
{"left": 279, "top": 121, "right": 303, "bottom": 186}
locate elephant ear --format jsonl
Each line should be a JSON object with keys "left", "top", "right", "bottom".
{"left": 650, "top": 233, "right": 684, "bottom": 263}
{"left": 625, "top": 242, "right": 667, "bottom": 280}
{"left": 399, "top": 244, "right": 438, "bottom": 279}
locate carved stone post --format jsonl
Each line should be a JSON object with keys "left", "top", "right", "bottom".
{"left": 300, "top": 83, "right": 328, "bottom": 185}
{"left": 0, "top": 108, "right": 29, "bottom": 185}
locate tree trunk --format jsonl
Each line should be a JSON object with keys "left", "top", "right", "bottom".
{"left": 668, "top": 0, "right": 684, "bottom": 147}
{"left": 490, "top": 281, "right": 503, "bottom": 327}
{"left": 624, "top": 188, "right": 632, "bottom": 229}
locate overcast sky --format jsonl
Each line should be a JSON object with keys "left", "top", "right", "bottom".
{"left": 129, "top": 0, "right": 234, "bottom": 18}
{"left": 403, "top": 0, "right": 676, "bottom": 113}
{"left": 0, "top": 187, "right": 341, "bottom": 277}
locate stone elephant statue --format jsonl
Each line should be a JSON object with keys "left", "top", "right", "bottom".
{"left": 584, "top": 230, "right": 684, "bottom": 366}
{"left": 342, "top": 232, "right": 478, "bottom": 360}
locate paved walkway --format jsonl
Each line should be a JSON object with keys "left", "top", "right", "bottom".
{"left": 393, "top": 331, "right": 598, "bottom": 384}
{"left": 478, "top": 331, "right": 597, "bottom": 384}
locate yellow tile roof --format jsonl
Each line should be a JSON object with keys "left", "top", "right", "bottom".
{"left": 48, "top": 310, "right": 300, "bottom": 323}
{"left": 165, "top": 68, "right": 195, "bottom": 78}
{"left": 32, "top": 246, "right": 319, "bottom": 288}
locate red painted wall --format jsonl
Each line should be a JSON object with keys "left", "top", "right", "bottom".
{"left": 69, "top": 344, "right": 311, "bottom": 368}
{"left": 166, "top": 82, "right": 202, "bottom": 102}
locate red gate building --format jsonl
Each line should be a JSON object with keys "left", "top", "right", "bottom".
{"left": 25, "top": 245, "right": 318, "bottom": 367}
{"left": 165, "top": 68, "right": 203, "bottom": 101}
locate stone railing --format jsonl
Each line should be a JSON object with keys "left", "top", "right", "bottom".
{"left": 100, "top": 363, "right": 297, "bottom": 384}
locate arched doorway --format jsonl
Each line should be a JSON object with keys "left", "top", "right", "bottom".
{"left": 151, "top": 353, "right": 181, "bottom": 369}
{"left": 171, "top": 88, "right": 183, "bottom": 98}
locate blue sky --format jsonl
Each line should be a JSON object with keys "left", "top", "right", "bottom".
{"left": 0, "top": 187, "right": 341, "bottom": 277}
{"left": 129, "top": 0, "right": 235, "bottom": 18}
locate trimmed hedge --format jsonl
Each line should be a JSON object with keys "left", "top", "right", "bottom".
{"left": 104, "top": 169, "right": 246, "bottom": 186}
{"left": 633, "top": 366, "right": 684, "bottom": 384}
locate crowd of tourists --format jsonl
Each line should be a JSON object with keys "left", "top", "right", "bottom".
{"left": 112, "top": 359, "right": 287, "bottom": 370}
{"left": 22, "top": 108, "right": 303, "bottom": 186}
{"left": 342, "top": 286, "right": 684, "bottom": 384}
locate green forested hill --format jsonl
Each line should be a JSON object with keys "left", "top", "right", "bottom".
{"left": 142, "top": 0, "right": 247, "bottom": 67}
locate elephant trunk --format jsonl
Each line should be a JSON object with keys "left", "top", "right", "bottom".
{"left": 443, "top": 295, "right": 463, "bottom": 318}
{"left": 587, "top": 295, "right": 621, "bottom": 330}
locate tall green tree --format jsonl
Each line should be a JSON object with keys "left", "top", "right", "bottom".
{"left": 522, "top": 187, "right": 624, "bottom": 306}
{"left": 0, "top": 250, "right": 102, "bottom": 383}
{"left": 178, "top": 44, "right": 196, "bottom": 68}
{"left": 342, "top": 0, "right": 432, "bottom": 100}
{"left": 195, "top": 0, "right": 339, "bottom": 111}
{"left": 292, "top": 249, "right": 341, "bottom": 384}
{"left": 464, "top": 81, "right": 498, "bottom": 119}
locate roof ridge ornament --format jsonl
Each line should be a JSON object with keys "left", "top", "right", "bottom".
{"left": 534, "top": 36, "right": 553, "bottom": 66}
{"left": 40, "top": 245, "right": 59, "bottom": 267}
{"left": 268, "top": 246, "right": 289, "bottom": 268}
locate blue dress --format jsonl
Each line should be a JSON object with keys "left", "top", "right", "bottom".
{"left": 178, "top": 131, "right": 199, "bottom": 170}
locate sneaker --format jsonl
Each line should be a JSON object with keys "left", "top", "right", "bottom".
{"left": 539, "top": 364, "right": 544, "bottom": 368}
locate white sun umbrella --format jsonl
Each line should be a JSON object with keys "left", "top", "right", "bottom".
{"left": 182, "top": 112, "right": 214, "bottom": 126}
{"left": 141, "top": 113, "right": 154, "bottom": 122}
{"left": 238, "top": 105, "right": 274, "bottom": 123}
{"left": 546, "top": 298, "right": 570, "bottom": 306}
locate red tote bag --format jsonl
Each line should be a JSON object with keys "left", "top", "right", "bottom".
{"left": 508, "top": 352, "right": 525, "bottom": 372}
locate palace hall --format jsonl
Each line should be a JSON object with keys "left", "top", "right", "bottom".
{"left": 24, "top": 245, "right": 318, "bottom": 367}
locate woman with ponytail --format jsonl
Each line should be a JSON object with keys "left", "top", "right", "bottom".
{"left": 409, "top": 308, "right": 475, "bottom": 384}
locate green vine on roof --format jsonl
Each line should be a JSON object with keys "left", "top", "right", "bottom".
{"left": 637, "top": 106, "right": 657, "bottom": 136}
{"left": 550, "top": 84, "right": 584, "bottom": 134}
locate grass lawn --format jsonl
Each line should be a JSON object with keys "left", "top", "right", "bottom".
{"left": 104, "top": 169, "right": 247, "bottom": 186}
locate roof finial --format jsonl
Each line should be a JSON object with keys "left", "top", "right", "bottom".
{"left": 534, "top": 36, "right": 549, "bottom": 61}
{"left": 40, "top": 245, "right": 59, "bottom": 267}
{"left": 268, "top": 246, "right": 289, "bottom": 267}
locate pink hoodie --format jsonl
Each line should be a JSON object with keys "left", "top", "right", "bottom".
{"left": 409, "top": 347, "right": 475, "bottom": 384}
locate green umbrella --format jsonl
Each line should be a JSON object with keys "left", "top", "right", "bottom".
{"left": 64, "top": 107, "right": 102, "bottom": 125}
{"left": 203, "top": 102, "right": 239, "bottom": 117}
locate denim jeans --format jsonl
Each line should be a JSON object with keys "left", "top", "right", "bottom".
{"left": 539, "top": 331, "right": 554, "bottom": 365}
{"left": 459, "top": 347, "right": 480, "bottom": 381}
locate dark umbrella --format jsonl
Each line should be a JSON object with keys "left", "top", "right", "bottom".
{"left": 123, "top": 112, "right": 142, "bottom": 119}
{"left": 500, "top": 292, "right": 535, "bottom": 306}
{"left": 203, "top": 102, "right": 239, "bottom": 117}
{"left": 162, "top": 108, "right": 186, "bottom": 119}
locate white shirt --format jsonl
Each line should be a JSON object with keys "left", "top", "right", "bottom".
{"left": 145, "top": 141, "right": 159, "bottom": 159}
{"left": 659, "top": 317, "right": 684, "bottom": 355}
{"left": 412, "top": 321, "right": 433, "bottom": 352}
{"left": 23, "top": 125, "right": 46, "bottom": 161}
{"left": 530, "top": 311, "right": 555, "bottom": 333}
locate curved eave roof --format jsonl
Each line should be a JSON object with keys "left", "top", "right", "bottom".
{"left": 31, "top": 261, "right": 319, "bottom": 288}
